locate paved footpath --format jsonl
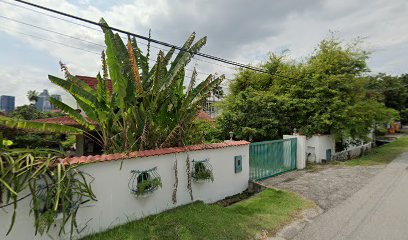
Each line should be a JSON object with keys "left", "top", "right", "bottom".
{"left": 294, "top": 152, "right": 408, "bottom": 240}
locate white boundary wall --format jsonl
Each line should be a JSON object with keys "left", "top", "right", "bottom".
{"left": 0, "top": 142, "right": 249, "bottom": 240}
{"left": 283, "top": 135, "right": 306, "bottom": 169}
{"left": 305, "top": 135, "right": 336, "bottom": 163}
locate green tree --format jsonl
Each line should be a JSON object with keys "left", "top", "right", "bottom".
{"left": 367, "top": 73, "right": 408, "bottom": 111}
{"left": 27, "top": 90, "right": 39, "bottom": 105}
{"left": 367, "top": 73, "right": 408, "bottom": 123}
{"left": 218, "top": 37, "right": 397, "bottom": 141}
{"left": 49, "top": 19, "right": 224, "bottom": 153}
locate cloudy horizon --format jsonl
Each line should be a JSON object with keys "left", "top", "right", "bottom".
{"left": 0, "top": 0, "right": 407, "bottom": 106}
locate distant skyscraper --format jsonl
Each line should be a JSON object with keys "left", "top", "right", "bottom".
{"left": 0, "top": 95, "right": 15, "bottom": 113}
{"left": 35, "top": 90, "right": 52, "bottom": 112}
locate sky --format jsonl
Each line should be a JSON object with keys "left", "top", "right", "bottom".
{"left": 0, "top": 0, "right": 407, "bottom": 106}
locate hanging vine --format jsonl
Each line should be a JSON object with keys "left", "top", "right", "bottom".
{"left": 172, "top": 154, "right": 178, "bottom": 204}
{"left": 185, "top": 154, "right": 193, "bottom": 201}
{"left": 0, "top": 148, "right": 96, "bottom": 237}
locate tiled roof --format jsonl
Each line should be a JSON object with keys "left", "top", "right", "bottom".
{"left": 197, "top": 110, "right": 214, "bottom": 121}
{"left": 63, "top": 140, "right": 250, "bottom": 165}
{"left": 33, "top": 116, "right": 97, "bottom": 126}
{"left": 76, "top": 75, "right": 113, "bottom": 93}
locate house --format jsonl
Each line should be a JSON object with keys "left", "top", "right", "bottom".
{"left": 201, "top": 94, "right": 222, "bottom": 119}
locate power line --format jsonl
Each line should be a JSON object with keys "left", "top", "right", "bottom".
{"left": 0, "top": 24, "right": 232, "bottom": 87}
{"left": 0, "top": 0, "right": 238, "bottom": 72}
{"left": 13, "top": 0, "right": 280, "bottom": 76}
{"left": 0, "top": 14, "right": 234, "bottom": 82}
{"left": 0, "top": 25, "right": 100, "bottom": 55}
{"left": 0, "top": 15, "right": 104, "bottom": 47}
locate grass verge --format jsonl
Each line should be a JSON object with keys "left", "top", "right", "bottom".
{"left": 344, "top": 136, "right": 408, "bottom": 166}
{"left": 81, "top": 189, "right": 312, "bottom": 240}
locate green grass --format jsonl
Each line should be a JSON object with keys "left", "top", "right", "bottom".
{"left": 81, "top": 189, "right": 313, "bottom": 240}
{"left": 344, "top": 136, "right": 408, "bottom": 166}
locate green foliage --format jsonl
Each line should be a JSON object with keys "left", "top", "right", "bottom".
{"left": 344, "top": 136, "right": 408, "bottom": 166}
{"left": 136, "top": 178, "right": 162, "bottom": 196}
{"left": 184, "top": 119, "right": 222, "bottom": 145}
{"left": 10, "top": 104, "right": 64, "bottom": 120}
{"left": 367, "top": 73, "right": 408, "bottom": 123}
{"left": 5, "top": 106, "right": 72, "bottom": 149}
{"left": 49, "top": 18, "right": 224, "bottom": 153}
{"left": 192, "top": 162, "right": 214, "bottom": 181}
{"left": 27, "top": 90, "right": 39, "bottom": 105}
{"left": 13, "top": 132, "right": 64, "bottom": 149}
{"left": 81, "top": 189, "right": 313, "bottom": 240}
{"left": 0, "top": 115, "right": 82, "bottom": 134}
{"left": 0, "top": 148, "right": 96, "bottom": 236}
{"left": 218, "top": 36, "right": 397, "bottom": 141}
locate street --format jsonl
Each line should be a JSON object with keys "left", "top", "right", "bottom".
{"left": 294, "top": 152, "right": 408, "bottom": 240}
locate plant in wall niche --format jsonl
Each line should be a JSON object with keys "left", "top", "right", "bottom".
{"left": 0, "top": 148, "right": 96, "bottom": 237}
{"left": 192, "top": 159, "right": 214, "bottom": 182}
{"left": 129, "top": 167, "right": 162, "bottom": 196}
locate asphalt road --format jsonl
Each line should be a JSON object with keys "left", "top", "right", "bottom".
{"left": 294, "top": 152, "right": 408, "bottom": 240}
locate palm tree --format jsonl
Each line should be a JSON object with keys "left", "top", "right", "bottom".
{"left": 48, "top": 18, "right": 224, "bottom": 153}
{"left": 27, "top": 90, "right": 39, "bottom": 105}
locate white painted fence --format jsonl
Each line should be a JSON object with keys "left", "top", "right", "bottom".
{"left": 0, "top": 141, "right": 249, "bottom": 240}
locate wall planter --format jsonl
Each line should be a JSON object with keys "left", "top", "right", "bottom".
{"left": 192, "top": 159, "right": 214, "bottom": 182}
{"left": 128, "top": 167, "right": 162, "bottom": 197}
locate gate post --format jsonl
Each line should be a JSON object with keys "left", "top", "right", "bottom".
{"left": 283, "top": 135, "right": 306, "bottom": 169}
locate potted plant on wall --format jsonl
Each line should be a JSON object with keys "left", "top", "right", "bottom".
{"left": 192, "top": 160, "right": 214, "bottom": 182}
{"left": 129, "top": 168, "right": 162, "bottom": 197}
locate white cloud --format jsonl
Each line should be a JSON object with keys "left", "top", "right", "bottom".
{"left": 0, "top": 0, "right": 407, "bottom": 106}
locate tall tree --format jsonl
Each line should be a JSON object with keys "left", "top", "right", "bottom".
{"left": 27, "top": 90, "right": 39, "bottom": 105}
{"left": 218, "top": 37, "right": 397, "bottom": 141}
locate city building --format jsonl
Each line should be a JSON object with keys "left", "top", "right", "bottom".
{"left": 35, "top": 90, "right": 61, "bottom": 112}
{"left": 0, "top": 95, "right": 15, "bottom": 113}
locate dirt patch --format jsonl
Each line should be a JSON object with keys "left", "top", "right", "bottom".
{"left": 215, "top": 190, "right": 255, "bottom": 207}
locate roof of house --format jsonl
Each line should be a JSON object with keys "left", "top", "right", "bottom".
{"left": 32, "top": 116, "right": 97, "bottom": 126}
{"left": 197, "top": 110, "right": 214, "bottom": 121}
{"left": 76, "top": 75, "right": 113, "bottom": 93}
{"left": 63, "top": 140, "right": 250, "bottom": 165}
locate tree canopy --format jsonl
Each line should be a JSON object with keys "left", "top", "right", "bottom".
{"left": 218, "top": 37, "right": 397, "bottom": 141}
{"left": 367, "top": 73, "right": 408, "bottom": 123}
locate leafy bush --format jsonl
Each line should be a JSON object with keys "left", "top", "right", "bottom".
{"left": 184, "top": 119, "right": 223, "bottom": 145}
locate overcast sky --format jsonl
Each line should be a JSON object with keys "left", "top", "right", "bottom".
{"left": 0, "top": 0, "right": 407, "bottom": 106}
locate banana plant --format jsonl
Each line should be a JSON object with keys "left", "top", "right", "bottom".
{"left": 0, "top": 115, "right": 82, "bottom": 134}
{"left": 49, "top": 18, "right": 224, "bottom": 153}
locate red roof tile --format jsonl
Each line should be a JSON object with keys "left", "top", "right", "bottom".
{"left": 76, "top": 75, "right": 113, "bottom": 93}
{"left": 33, "top": 116, "right": 97, "bottom": 126}
{"left": 196, "top": 110, "right": 214, "bottom": 121}
{"left": 63, "top": 140, "right": 250, "bottom": 165}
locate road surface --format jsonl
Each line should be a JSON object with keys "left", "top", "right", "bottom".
{"left": 294, "top": 152, "right": 408, "bottom": 240}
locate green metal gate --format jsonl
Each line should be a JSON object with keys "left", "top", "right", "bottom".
{"left": 249, "top": 138, "right": 297, "bottom": 181}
